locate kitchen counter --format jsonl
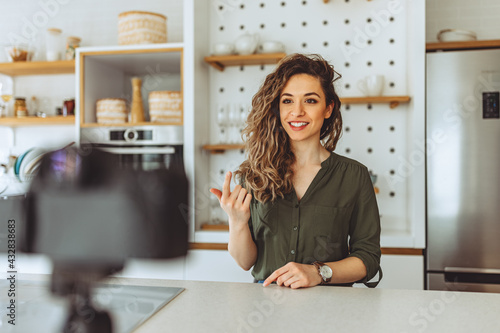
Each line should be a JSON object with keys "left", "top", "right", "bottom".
{"left": 124, "top": 278, "right": 499, "bottom": 333}
{"left": 2, "top": 275, "right": 500, "bottom": 332}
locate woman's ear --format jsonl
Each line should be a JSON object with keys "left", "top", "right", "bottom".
{"left": 324, "top": 103, "right": 334, "bottom": 119}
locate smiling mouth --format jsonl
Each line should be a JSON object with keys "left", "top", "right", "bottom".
{"left": 289, "top": 121, "right": 309, "bottom": 129}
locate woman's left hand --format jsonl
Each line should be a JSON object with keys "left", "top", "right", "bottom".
{"left": 263, "top": 262, "right": 322, "bottom": 289}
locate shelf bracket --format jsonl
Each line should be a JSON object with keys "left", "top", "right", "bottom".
{"left": 389, "top": 101, "right": 400, "bottom": 109}
{"left": 209, "top": 62, "right": 225, "bottom": 72}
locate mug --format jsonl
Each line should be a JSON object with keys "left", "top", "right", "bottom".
{"left": 357, "top": 75, "right": 385, "bottom": 97}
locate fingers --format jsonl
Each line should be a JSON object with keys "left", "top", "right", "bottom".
{"left": 222, "top": 171, "right": 232, "bottom": 200}
{"left": 263, "top": 267, "right": 286, "bottom": 287}
{"left": 263, "top": 263, "right": 318, "bottom": 289}
{"left": 236, "top": 186, "right": 248, "bottom": 203}
{"left": 209, "top": 188, "right": 222, "bottom": 201}
{"left": 243, "top": 192, "right": 252, "bottom": 208}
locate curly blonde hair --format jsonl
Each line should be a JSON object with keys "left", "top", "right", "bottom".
{"left": 235, "top": 53, "right": 342, "bottom": 203}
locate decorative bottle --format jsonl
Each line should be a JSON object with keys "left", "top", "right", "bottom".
{"left": 130, "top": 77, "right": 145, "bottom": 123}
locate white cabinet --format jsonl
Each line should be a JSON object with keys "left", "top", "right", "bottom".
{"left": 185, "top": 250, "right": 254, "bottom": 283}
{"left": 185, "top": 250, "right": 424, "bottom": 289}
{"left": 115, "top": 257, "right": 185, "bottom": 280}
{"left": 355, "top": 254, "right": 424, "bottom": 290}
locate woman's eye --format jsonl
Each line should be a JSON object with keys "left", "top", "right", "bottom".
{"left": 306, "top": 99, "right": 318, "bottom": 104}
{"left": 281, "top": 99, "right": 292, "bottom": 104}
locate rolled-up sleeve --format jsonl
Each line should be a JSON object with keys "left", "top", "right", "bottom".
{"left": 347, "top": 167, "right": 381, "bottom": 283}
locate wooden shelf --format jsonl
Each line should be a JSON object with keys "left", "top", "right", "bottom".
{"left": 189, "top": 239, "right": 423, "bottom": 255}
{"left": 80, "top": 121, "right": 183, "bottom": 128}
{"left": 204, "top": 53, "right": 286, "bottom": 71}
{"left": 0, "top": 60, "right": 75, "bottom": 76}
{"left": 0, "top": 115, "right": 75, "bottom": 127}
{"left": 426, "top": 39, "right": 500, "bottom": 52}
{"left": 340, "top": 96, "right": 410, "bottom": 109}
{"left": 323, "top": 0, "right": 371, "bottom": 2}
{"left": 202, "top": 144, "right": 244, "bottom": 154}
{"left": 200, "top": 223, "right": 230, "bottom": 231}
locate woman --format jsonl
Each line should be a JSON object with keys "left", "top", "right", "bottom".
{"left": 210, "top": 54, "right": 381, "bottom": 289}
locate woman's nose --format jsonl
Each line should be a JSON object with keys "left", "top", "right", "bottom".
{"left": 290, "top": 103, "right": 305, "bottom": 117}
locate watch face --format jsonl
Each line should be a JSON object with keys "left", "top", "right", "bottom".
{"left": 320, "top": 265, "right": 333, "bottom": 279}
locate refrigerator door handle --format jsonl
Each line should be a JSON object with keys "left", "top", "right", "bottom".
{"left": 98, "top": 147, "right": 176, "bottom": 155}
{"left": 442, "top": 281, "right": 500, "bottom": 293}
{"left": 444, "top": 267, "right": 500, "bottom": 274}
{"left": 444, "top": 267, "right": 500, "bottom": 285}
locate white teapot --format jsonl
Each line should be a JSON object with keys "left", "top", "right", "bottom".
{"left": 234, "top": 33, "right": 259, "bottom": 55}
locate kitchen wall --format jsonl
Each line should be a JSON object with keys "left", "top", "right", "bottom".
{"left": 426, "top": 0, "right": 500, "bottom": 42}
{"left": 0, "top": 0, "right": 183, "bottom": 157}
{"left": 202, "top": 0, "right": 425, "bottom": 248}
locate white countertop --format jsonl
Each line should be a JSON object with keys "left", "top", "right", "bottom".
{"left": 123, "top": 278, "right": 500, "bottom": 333}
{"left": 2, "top": 275, "right": 499, "bottom": 333}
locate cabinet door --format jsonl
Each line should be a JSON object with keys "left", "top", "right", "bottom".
{"left": 115, "top": 257, "right": 185, "bottom": 280}
{"left": 185, "top": 250, "right": 254, "bottom": 283}
{"left": 354, "top": 254, "right": 424, "bottom": 290}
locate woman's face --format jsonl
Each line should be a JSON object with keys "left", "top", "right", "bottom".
{"left": 279, "top": 73, "right": 333, "bottom": 145}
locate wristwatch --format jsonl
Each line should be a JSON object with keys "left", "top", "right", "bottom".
{"left": 312, "top": 261, "right": 333, "bottom": 284}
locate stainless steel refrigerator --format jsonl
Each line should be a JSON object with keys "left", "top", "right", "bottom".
{"left": 426, "top": 48, "right": 500, "bottom": 293}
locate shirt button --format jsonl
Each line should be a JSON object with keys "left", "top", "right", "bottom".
{"left": 293, "top": 226, "right": 298, "bottom": 231}
{"left": 291, "top": 250, "right": 296, "bottom": 255}
{"left": 294, "top": 204, "right": 299, "bottom": 208}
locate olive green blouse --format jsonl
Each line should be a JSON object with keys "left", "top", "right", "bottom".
{"left": 247, "top": 152, "right": 381, "bottom": 285}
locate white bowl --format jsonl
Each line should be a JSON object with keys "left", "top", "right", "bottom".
{"left": 212, "top": 43, "right": 234, "bottom": 56}
{"left": 437, "top": 29, "right": 477, "bottom": 42}
{"left": 261, "top": 41, "right": 285, "bottom": 53}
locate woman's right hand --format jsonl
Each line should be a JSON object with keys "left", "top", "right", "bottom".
{"left": 209, "top": 171, "right": 252, "bottom": 228}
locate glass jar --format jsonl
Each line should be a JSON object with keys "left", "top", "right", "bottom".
{"left": 62, "top": 98, "right": 75, "bottom": 116}
{"left": 46, "top": 28, "right": 62, "bottom": 61}
{"left": 65, "top": 36, "right": 81, "bottom": 60}
{"left": 14, "top": 97, "right": 27, "bottom": 117}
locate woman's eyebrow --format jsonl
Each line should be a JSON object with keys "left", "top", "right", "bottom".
{"left": 280, "top": 92, "right": 321, "bottom": 97}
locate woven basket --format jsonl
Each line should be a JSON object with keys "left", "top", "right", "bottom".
{"left": 118, "top": 11, "right": 167, "bottom": 45}
{"left": 148, "top": 91, "right": 182, "bottom": 124}
{"left": 96, "top": 98, "right": 128, "bottom": 124}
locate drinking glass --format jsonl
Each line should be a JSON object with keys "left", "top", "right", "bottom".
{"left": 227, "top": 104, "right": 240, "bottom": 143}
{"left": 0, "top": 75, "right": 14, "bottom": 117}
{"left": 216, "top": 104, "right": 229, "bottom": 143}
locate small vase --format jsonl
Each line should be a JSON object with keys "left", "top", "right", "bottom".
{"left": 130, "top": 77, "right": 145, "bottom": 123}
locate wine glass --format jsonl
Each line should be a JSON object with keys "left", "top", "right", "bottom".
{"left": 227, "top": 104, "right": 239, "bottom": 143}
{"left": 238, "top": 104, "right": 248, "bottom": 142}
{"left": 216, "top": 104, "right": 229, "bottom": 143}
{"left": 0, "top": 75, "right": 14, "bottom": 117}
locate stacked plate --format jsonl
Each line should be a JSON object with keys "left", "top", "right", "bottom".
{"left": 14, "top": 147, "right": 46, "bottom": 182}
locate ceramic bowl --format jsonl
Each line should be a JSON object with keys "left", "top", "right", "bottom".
{"left": 212, "top": 43, "right": 234, "bottom": 56}
{"left": 261, "top": 41, "right": 285, "bottom": 53}
{"left": 437, "top": 29, "right": 477, "bottom": 42}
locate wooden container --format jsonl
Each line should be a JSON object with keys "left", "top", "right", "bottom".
{"left": 148, "top": 91, "right": 182, "bottom": 124}
{"left": 96, "top": 98, "right": 128, "bottom": 124}
{"left": 118, "top": 11, "right": 167, "bottom": 45}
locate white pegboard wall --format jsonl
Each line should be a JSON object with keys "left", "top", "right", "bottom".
{"left": 336, "top": 102, "right": 409, "bottom": 232}
{"left": 209, "top": 0, "right": 408, "bottom": 97}
{"left": 205, "top": 0, "right": 412, "bottom": 232}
